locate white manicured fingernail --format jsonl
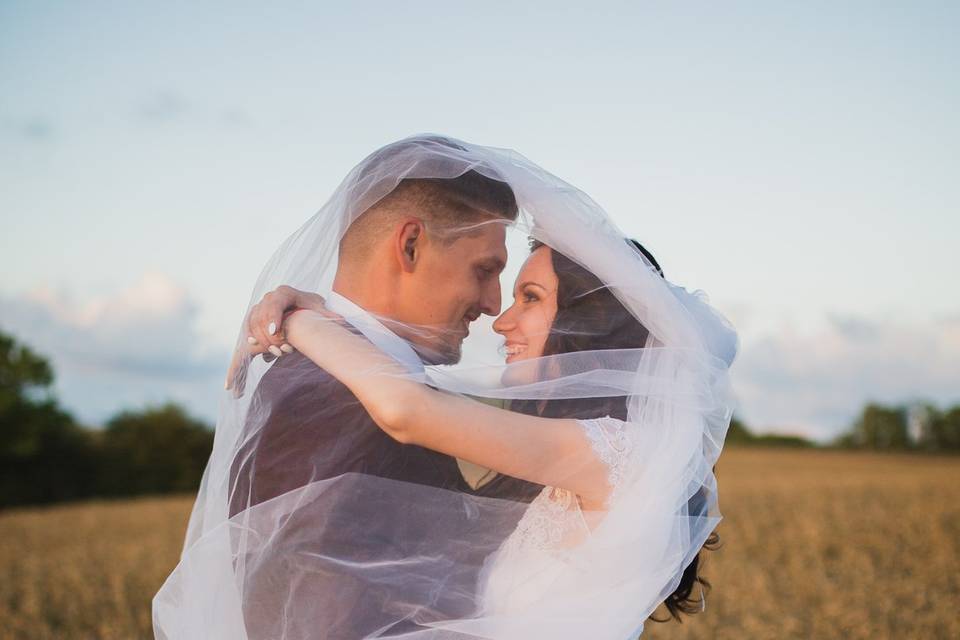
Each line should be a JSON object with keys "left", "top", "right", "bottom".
{"left": 268, "top": 345, "right": 283, "bottom": 357}
{"left": 268, "top": 322, "right": 277, "bottom": 336}
{"left": 247, "top": 336, "right": 258, "bottom": 345}
{"left": 280, "top": 343, "right": 294, "bottom": 354}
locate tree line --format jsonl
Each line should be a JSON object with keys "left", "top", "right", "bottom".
{"left": 727, "top": 402, "right": 960, "bottom": 452}
{"left": 2, "top": 329, "right": 958, "bottom": 508}
{"left": 1, "top": 330, "right": 213, "bottom": 508}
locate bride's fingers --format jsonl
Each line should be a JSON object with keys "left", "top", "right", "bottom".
{"left": 225, "top": 344, "right": 252, "bottom": 392}
{"left": 259, "top": 302, "right": 289, "bottom": 352}
{"left": 225, "top": 350, "right": 240, "bottom": 390}
{"left": 251, "top": 319, "right": 283, "bottom": 358}
{"left": 261, "top": 317, "right": 284, "bottom": 357}
{"left": 245, "top": 310, "right": 275, "bottom": 358}
{"left": 246, "top": 287, "right": 311, "bottom": 360}
{"left": 249, "top": 307, "right": 273, "bottom": 355}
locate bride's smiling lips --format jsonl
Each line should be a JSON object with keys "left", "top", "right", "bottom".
{"left": 503, "top": 342, "right": 528, "bottom": 362}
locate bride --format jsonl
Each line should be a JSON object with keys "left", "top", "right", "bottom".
{"left": 153, "top": 134, "right": 737, "bottom": 640}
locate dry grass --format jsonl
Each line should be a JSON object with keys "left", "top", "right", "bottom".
{"left": 1, "top": 449, "right": 958, "bottom": 639}
{"left": 649, "top": 449, "right": 960, "bottom": 640}
{"left": 0, "top": 495, "right": 191, "bottom": 639}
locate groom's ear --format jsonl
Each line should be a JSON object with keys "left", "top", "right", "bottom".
{"left": 395, "top": 218, "right": 425, "bottom": 273}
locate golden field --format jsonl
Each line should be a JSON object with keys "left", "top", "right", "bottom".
{"left": 1, "top": 449, "right": 958, "bottom": 640}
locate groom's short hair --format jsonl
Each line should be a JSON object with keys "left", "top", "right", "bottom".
{"left": 339, "top": 138, "right": 518, "bottom": 261}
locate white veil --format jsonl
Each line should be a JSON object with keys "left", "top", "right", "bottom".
{"left": 152, "top": 134, "right": 738, "bottom": 639}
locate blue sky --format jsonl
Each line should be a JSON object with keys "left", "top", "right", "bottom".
{"left": 1, "top": 1, "right": 958, "bottom": 440}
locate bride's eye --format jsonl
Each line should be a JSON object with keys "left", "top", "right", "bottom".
{"left": 522, "top": 290, "right": 539, "bottom": 303}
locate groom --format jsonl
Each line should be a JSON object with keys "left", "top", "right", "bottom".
{"left": 228, "top": 138, "right": 541, "bottom": 638}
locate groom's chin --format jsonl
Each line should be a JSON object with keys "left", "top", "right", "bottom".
{"left": 415, "top": 341, "right": 463, "bottom": 366}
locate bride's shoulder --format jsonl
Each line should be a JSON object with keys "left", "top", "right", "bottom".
{"left": 577, "top": 416, "right": 634, "bottom": 491}
{"left": 578, "top": 416, "right": 632, "bottom": 450}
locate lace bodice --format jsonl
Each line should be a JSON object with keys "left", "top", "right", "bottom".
{"left": 500, "top": 416, "right": 634, "bottom": 554}
{"left": 480, "top": 417, "right": 636, "bottom": 616}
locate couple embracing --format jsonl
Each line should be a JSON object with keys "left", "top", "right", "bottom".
{"left": 154, "top": 135, "right": 738, "bottom": 640}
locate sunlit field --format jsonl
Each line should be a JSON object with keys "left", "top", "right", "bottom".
{"left": 2, "top": 449, "right": 958, "bottom": 640}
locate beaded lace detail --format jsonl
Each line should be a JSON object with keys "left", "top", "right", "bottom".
{"left": 579, "top": 416, "right": 632, "bottom": 502}
{"left": 503, "top": 417, "right": 632, "bottom": 552}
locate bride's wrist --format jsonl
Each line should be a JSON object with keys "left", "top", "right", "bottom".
{"left": 283, "top": 308, "right": 316, "bottom": 342}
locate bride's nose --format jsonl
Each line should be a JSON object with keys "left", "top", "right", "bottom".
{"left": 492, "top": 306, "right": 517, "bottom": 335}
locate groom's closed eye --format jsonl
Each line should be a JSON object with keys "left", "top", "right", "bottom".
{"left": 475, "top": 259, "right": 505, "bottom": 279}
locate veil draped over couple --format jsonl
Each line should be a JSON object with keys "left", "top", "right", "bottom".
{"left": 153, "top": 135, "right": 738, "bottom": 639}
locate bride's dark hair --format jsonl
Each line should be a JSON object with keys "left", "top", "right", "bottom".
{"left": 517, "top": 238, "right": 719, "bottom": 624}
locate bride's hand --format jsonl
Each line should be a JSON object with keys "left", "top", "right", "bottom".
{"left": 225, "top": 285, "right": 327, "bottom": 391}
{"left": 247, "top": 286, "right": 310, "bottom": 355}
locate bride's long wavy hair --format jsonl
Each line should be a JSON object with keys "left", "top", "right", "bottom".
{"left": 515, "top": 238, "right": 719, "bottom": 623}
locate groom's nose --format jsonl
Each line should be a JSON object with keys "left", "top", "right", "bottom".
{"left": 479, "top": 278, "right": 502, "bottom": 317}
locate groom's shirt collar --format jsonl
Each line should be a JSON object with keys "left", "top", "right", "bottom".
{"left": 325, "top": 291, "right": 425, "bottom": 374}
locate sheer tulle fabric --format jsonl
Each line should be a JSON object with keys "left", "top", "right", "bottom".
{"left": 153, "top": 135, "right": 737, "bottom": 639}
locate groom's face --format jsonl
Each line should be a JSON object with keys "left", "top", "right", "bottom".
{"left": 396, "top": 222, "right": 507, "bottom": 365}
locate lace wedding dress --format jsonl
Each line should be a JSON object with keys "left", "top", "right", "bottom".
{"left": 480, "top": 416, "right": 634, "bottom": 615}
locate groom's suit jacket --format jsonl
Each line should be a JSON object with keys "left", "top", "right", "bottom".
{"left": 229, "top": 332, "right": 541, "bottom": 638}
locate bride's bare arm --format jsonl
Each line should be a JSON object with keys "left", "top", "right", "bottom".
{"left": 285, "top": 309, "right": 613, "bottom": 507}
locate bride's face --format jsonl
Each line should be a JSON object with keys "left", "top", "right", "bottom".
{"left": 493, "top": 246, "right": 559, "bottom": 363}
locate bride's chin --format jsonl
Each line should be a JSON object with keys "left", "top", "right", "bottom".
{"left": 500, "top": 356, "right": 540, "bottom": 387}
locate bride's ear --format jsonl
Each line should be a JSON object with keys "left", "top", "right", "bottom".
{"left": 395, "top": 219, "right": 424, "bottom": 273}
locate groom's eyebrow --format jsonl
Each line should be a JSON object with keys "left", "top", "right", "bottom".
{"left": 479, "top": 256, "right": 506, "bottom": 273}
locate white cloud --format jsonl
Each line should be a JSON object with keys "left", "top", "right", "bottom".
{"left": 0, "top": 272, "right": 228, "bottom": 424}
{"left": 3, "top": 274, "right": 957, "bottom": 440}
{"left": 732, "top": 312, "right": 960, "bottom": 441}
{"left": 135, "top": 91, "right": 189, "bottom": 123}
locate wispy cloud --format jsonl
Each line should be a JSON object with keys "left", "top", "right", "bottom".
{"left": 732, "top": 312, "right": 960, "bottom": 441}
{"left": 219, "top": 107, "right": 254, "bottom": 127}
{"left": 132, "top": 90, "right": 254, "bottom": 128}
{"left": 135, "top": 91, "right": 189, "bottom": 124}
{"left": 1, "top": 115, "right": 55, "bottom": 141}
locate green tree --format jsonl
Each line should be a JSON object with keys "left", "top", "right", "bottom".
{"left": 0, "top": 330, "right": 53, "bottom": 413}
{"left": 725, "top": 415, "right": 814, "bottom": 448}
{"left": 852, "top": 404, "right": 910, "bottom": 450}
{"left": 725, "top": 416, "right": 754, "bottom": 444}
{"left": 0, "top": 330, "right": 96, "bottom": 507}
{"left": 98, "top": 402, "right": 214, "bottom": 496}
{"left": 929, "top": 406, "right": 960, "bottom": 451}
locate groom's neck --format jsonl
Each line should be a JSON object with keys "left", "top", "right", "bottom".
{"left": 332, "top": 271, "right": 396, "bottom": 320}
{"left": 333, "top": 270, "right": 441, "bottom": 362}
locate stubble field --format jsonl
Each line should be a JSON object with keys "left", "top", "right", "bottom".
{"left": 1, "top": 448, "right": 958, "bottom": 639}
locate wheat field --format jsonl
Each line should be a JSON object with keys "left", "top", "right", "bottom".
{"left": 1, "top": 449, "right": 958, "bottom": 639}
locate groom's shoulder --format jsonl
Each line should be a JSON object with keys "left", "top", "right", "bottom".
{"left": 254, "top": 352, "right": 352, "bottom": 408}
{"left": 261, "top": 350, "right": 333, "bottom": 383}
{"left": 257, "top": 351, "right": 342, "bottom": 395}
{"left": 254, "top": 323, "right": 373, "bottom": 404}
